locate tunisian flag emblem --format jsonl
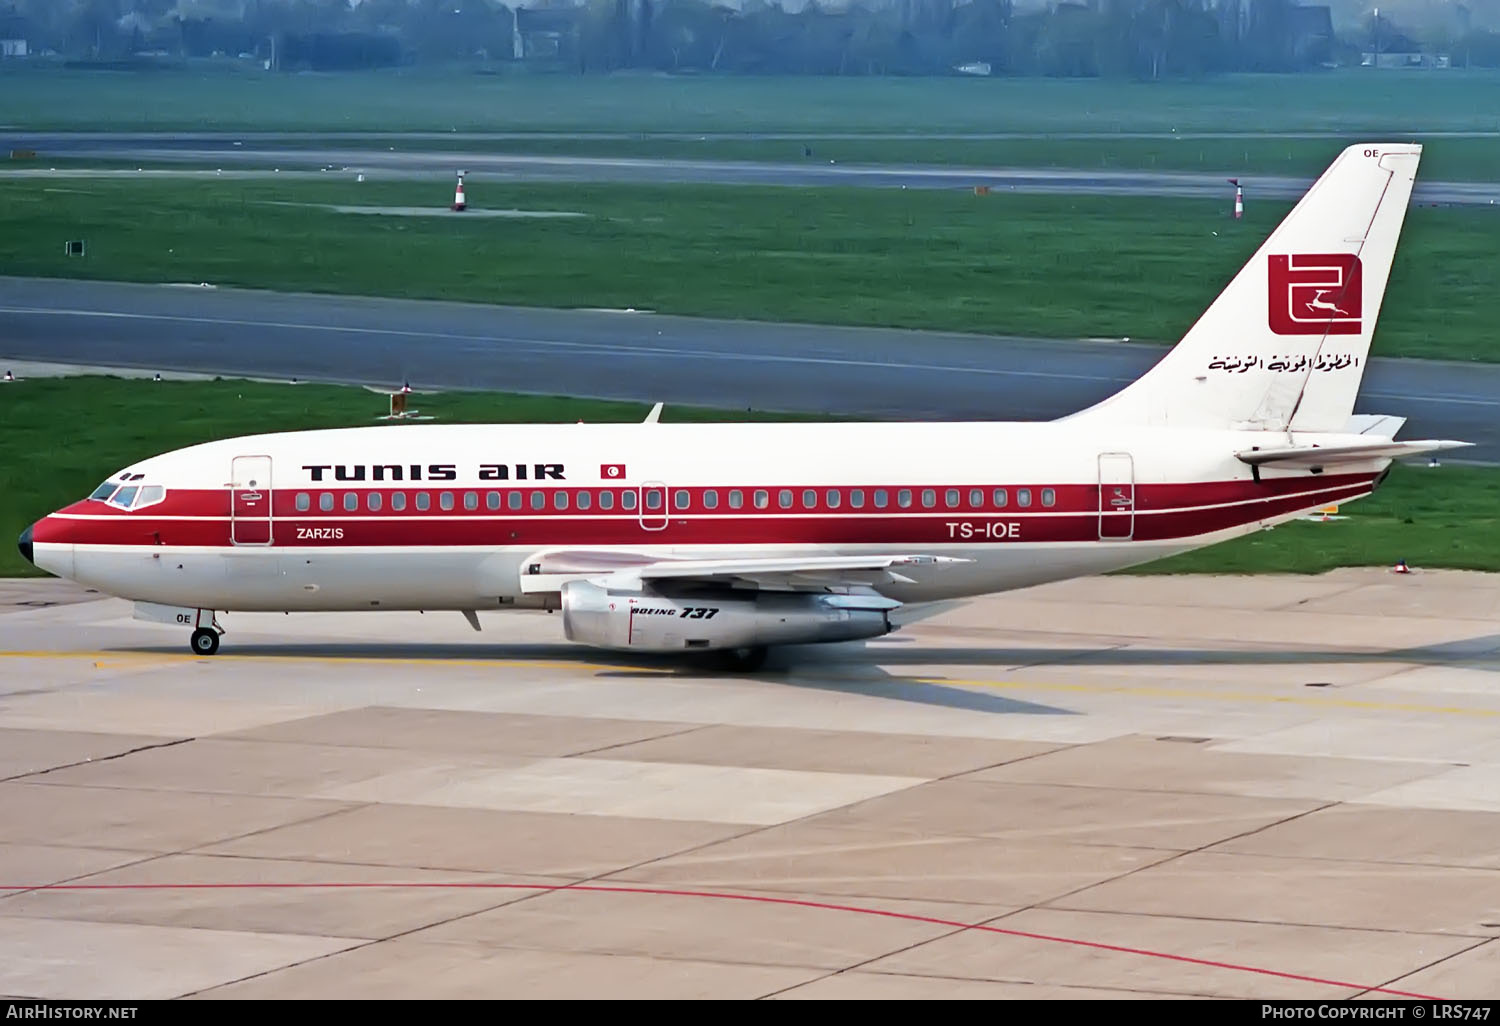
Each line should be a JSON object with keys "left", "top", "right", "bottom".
{"left": 600, "top": 464, "right": 627, "bottom": 479}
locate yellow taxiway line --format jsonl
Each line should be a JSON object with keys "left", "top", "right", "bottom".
{"left": 1, "top": 649, "right": 1497, "bottom": 720}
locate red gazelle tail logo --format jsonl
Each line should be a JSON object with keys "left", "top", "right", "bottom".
{"left": 1268, "top": 254, "right": 1362, "bottom": 335}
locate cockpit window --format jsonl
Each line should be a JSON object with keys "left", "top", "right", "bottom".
{"left": 96, "top": 482, "right": 167, "bottom": 511}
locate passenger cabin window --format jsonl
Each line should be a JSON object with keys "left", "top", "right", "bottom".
{"left": 368, "top": 492, "right": 382, "bottom": 512}
{"left": 970, "top": 489, "right": 984, "bottom": 507}
{"left": 645, "top": 490, "right": 662, "bottom": 511}
{"left": 391, "top": 492, "right": 406, "bottom": 511}
{"left": 850, "top": 489, "right": 865, "bottom": 509}
{"left": 826, "top": 489, "right": 840, "bottom": 508}
{"left": 296, "top": 493, "right": 310, "bottom": 512}
{"left": 508, "top": 492, "right": 522, "bottom": 510}
{"left": 802, "top": 489, "right": 816, "bottom": 508}
{"left": 703, "top": 490, "right": 718, "bottom": 510}
{"left": 599, "top": 490, "right": 614, "bottom": 510}
{"left": 945, "top": 489, "right": 960, "bottom": 508}
{"left": 779, "top": 490, "right": 793, "bottom": 509}
{"left": 874, "top": 489, "right": 888, "bottom": 508}
{"left": 1042, "top": 488, "right": 1056, "bottom": 507}
{"left": 621, "top": 490, "right": 637, "bottom": 511}
{"left": 530, "top": 491, "right": 544, "bottom": 510}
{"left": 993, "top": 489, "right": 1008, "bottom": 508}
{"left": 440, "top": 492, "right": 454, "bottom": 511}
{"left": 416, "top": 492, "right": 430, "bottom": 511}
{"left": 320, "top": 493, "right": 334, "bottom": 512}
{"left": 1017, "top": 488, "right": 1032, "bottom": 507}
{"left": 922, "top": 489, "right": 936, "bottom": 508}
{"left": 464, "top": 492, "right": 478, "bottom": 511}
{"left": 753, "top": 490, "right": 769, "bottom": 509}
{"left": 728, "top": 490, "right": 743, "bottom": 509}
{"left": 673, "top": 489, "right": 689, "bottom": 510}
{"left": 897, "top": 489, "right": 912, "bottom": 508}
{"left": 577, "top": 491, "right": 592, "bottom": 511}
{"left": 487, "top": 492, "right": 501, "bottom": 510}
{"left": 344, "top": 493, "right": 358, "bottom": 512}
{"left": 554, "top": 491, "right": 569, "bottom": 510}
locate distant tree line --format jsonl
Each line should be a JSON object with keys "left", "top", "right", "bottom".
{"left": 3, "top": 0, "right": 1499, "bottom": 77}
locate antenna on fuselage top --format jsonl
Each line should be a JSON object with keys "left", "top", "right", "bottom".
{"left": 643, "top": 402, "right": 663, "bottom": 424}
{"left": 364, "top": 382, "right": 437, "bottom": 421}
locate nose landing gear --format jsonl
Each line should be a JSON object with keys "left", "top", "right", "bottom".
{"left": 186, "top": 609, "right": 224, "bottom": 656}
{"left": 191, "top": 627, "right": 221, "bottom": 655}
{"left": 130, "top": 603, "right": 226, "bottom": 655}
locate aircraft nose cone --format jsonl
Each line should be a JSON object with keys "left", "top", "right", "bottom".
{"left": 17, "top": 523, "right": 33, "bottom": 566}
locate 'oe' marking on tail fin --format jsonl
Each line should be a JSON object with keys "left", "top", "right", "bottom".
{"left": 1267, "top": 254, "right": 1363, "bottom": 335}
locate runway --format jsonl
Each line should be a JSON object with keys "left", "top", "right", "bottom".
{"left": 2, "top": 568, "right": 1499, "bottom": 998}
{"left": 3, "top": 276, "right": 1498, "bottom": 463}
{"left": 13, "top": 130, "right": 1500, "bottom": 143}
{"left": 5, "top": 132, "right": 1500, "bottom": 204}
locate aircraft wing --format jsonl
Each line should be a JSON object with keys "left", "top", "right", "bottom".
{"left": 518, "top": 552, "right": 969, "bottom": 594}
{"left": 1235, "top": 439, "right": 1471, "bottom": 469}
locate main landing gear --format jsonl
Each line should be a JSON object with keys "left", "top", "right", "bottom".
{"left": 716, "top": 646, "right": 769, "bottom": 672}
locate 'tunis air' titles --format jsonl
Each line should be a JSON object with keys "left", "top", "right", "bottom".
{"left": 301, "top": 463, "right": 568, "bottom": 482}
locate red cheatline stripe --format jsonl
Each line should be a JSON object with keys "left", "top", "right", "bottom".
{"left": 60, "top": 474, "right": 1381, "bottom": 522}
{"left": 35, "top": 479, "right": 1379, "bottom": 549}
{"left": 0, "top": 880, "right": 1442, "bottom": 998}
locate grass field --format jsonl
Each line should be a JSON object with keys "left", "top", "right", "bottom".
{"left": 4, "top": 65, "right": 1500, "bottom": 134}
{"left": 3, "top": 376, "right": 1494, "bottom": 580}
{"left": 2, "top": 176, "right": 1495, "bottom": 361}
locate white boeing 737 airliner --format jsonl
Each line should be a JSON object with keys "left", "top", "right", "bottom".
{"left": 18, "top": 143, "right": 1469, "bottom": 669}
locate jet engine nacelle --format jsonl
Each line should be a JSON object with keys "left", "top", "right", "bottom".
{"left": 560, "top": 580, "right": 898, "bottom": 652}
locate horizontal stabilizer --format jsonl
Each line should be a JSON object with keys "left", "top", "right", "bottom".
{"left": 1236, "top": 439, "right": 1471, "bottom": 468}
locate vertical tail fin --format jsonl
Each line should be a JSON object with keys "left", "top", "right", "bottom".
{"left": 1067, "top": 143, "right": 1421, "bottom": 433}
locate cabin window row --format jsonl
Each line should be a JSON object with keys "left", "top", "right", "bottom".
{"left": 292, "top": 487, "right": 1058, "bottom": 513}
{"left": 293, "top": 489, "right": 640, "bottom": 514}
{"left": 672, "top": 487, "right": 1057, "bottom": 510}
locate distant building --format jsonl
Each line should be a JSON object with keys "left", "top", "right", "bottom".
{"left": 512, "top": 6, "right": 581, "bottom": 60}
{"left": 1360, "top": 51, "right": 1450, "bottom": 66}
{"left": 0, "top": 11, "right": 25, "bottom": 58}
